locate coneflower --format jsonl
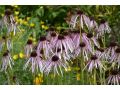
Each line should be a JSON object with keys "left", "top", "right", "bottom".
{"left": 73, "top": 41, "right": 92, "bottom": 60}
{"left": 98, "top": 19, "right": 111, "bottom": 36}
{"left": 3, "top": 9, "right": 19, "bottom": 35}
{"left": 46, "top": 27, "right": 55, "bottom": 41}
{"left": 107, "top": 69, "right": 120, "bottom": 85}
{"left": 49, "top": 31, "right": 58, "bottom": 48}
{"left": 24, "top": 51, "right": 44, "bottom": 73}
{"left": 54, "top": 34, "right": 73, "bottom": 56}
{"left": 69, "top": 10, "right": 90, "bottom": 29}
{"left": 0, "top": 36, "right": 12, "bottom": 51}
{"left": 37, "top": 36, "right": 53, "bottom": 59}
{"left": 25, "top": 39, "right": 33, "bottom": 57}
{"left": 86, "top": 32, "right": 100, "bottom": 48}
{"left": 1, "top": 50, "right": 14, "bottom": 71}
{"left": 105, "top": 42, "right": 118, "bottom": 62}
{"left": 71, "top": 30, "right": 81, "bottom": 48}
{"left": 110, "top": 47, "right": 120, "bottom": 63}
{"left": 44, "top": 55, "right": 68, "bottom": 76}
{"left": 55, "top": 47, "right": 71, "bottom": 61}
{"left": 63, "top": 31, "right": 74, "bottom": 53}
{"left": 0, "top": 36, "right": 6, "bottom": 51}
{"left": 95, "top": 47, "right": 106, "bottom": 60}
{"left": 71, "top": 31, "right": 95, "bottom": 54}
{"left": 83, "top": 55, "right": 104, "bottom": 72}
{"left": 81, "top": 32, "right": 95, "bottom": 54}
{"left": 87, "top": 17, "right": 98, "bottom": 31}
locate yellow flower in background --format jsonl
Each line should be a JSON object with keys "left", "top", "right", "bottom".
{"left": 76, "top": 73, "right": 80, "bottom": 81}
{"left": 29, "top": 37, "right": 36, "bottom": 41}
{"left": 13, "top": 55, "right": 18, "bottom": 60}
{"left": 19, "top": 52, "right": 25, "bottom": 59}
{"left": 34, "top": 76, "right": 43, "bottom": 85}
{"left": 18, "top": 18, "right": 23, "bottom": 24}
{"left": 1, "top": 13, "right": 4, "bottom": 17}
{"left": 41, "top": 25, "right": 45, "bottom": 29}
{"left": 26, "top": 17, "right": 30, "bottom": 21}
{"left": 28, "top": 37, "right": 36, "bottom": 45}
{"left": 40, "top": 21, "right": 45, "bottom": 25}
{"left": 38, "top": 73, "right": 43, "bottom": 77}
{"left": 30, "top": 23, "right": 35, "bottom": 28}
{"left": 41, "top": 25, "right": 48, "bottom": 30}
{"left": 23, "top": 20, "right": 28, "bottom": 26}
{"left": 44, "top": 26, "right": 48, "bottom": 30}
{"left": 20, "top": 29, "right": 25, "bottom": 32}
{"left": 65, "top": 66, "right": 71, "bottom": 72}
{"left": 14, "top": 11, "right": 19, "bottom": 15}
{"left": 15, "top": 16, "right": 18, "bottom": 20}
{"left": 34, "top": 77, "right": 40, "bottom": 85}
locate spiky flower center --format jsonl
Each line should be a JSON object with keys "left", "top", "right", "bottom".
{"left": 87, "top": 33, "right": 93, "bottom": 38}
{"left": 2, "top": 36, "right": 6, "bottom": 40}
{"left": 79, "top": 42, "right": 86, "bottom": 47}
{"left": 3, "top": 52, "right": 9, "bottom": 57}
{"left": 30, "top": 51, "right": 37, "bottom": 57}
{"left": 63, "top": 31, "right": 69, "bottom": 36}
{"left": 58, "top": 35, "right": 65, "bottom": 40}
{"left": 52, "top": 55, "right": 59, "bottom": 62}
{"left": 91, "top": 55, "right": 98, "bottom": 60}
{"left": 5, "top": 9, "right": 12, "bottom": 16}
{"left": 27, "top": 39, "right": 33, "bottom": 45}
{"left": 57, "top": 48, "right": 61, "bottom": 52}
{"left": 115, "top": 47, "right": 120, "bottom": 53}
{"left": 90, "top": 17, "right": 94, "bottom": 21}
{"left": 51, "top": 32, "right": 56, "bottom": 37}
{"left": 77, "top": 10, "right": 83, "bottom": 15}
{"left": 100, "top": 19, "right": 106, "bottom": 24}
{"left": 109, "top": 42, "right": 117, "bottom": 47}
{"left": 111, "top": 70, "right": 119, "bottom": 75}
{"left": 12, "top": 76, "right": 16, "bottom": 81}
{"left": 40, "top": 36, "right": 46, "bottom": 41}
{"left": 72, "top": 30, "right": 80, "bottom": 34}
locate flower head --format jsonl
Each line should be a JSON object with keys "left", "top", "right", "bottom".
{"left": 3, "top": 9, "right": 20, "bottom": 35}
{"left": 84, "top": 55, "right": 104, "bottom": 72}
{"left": 69, "top": 10, "right": 90, "bottom": 29}
{"left": 98, "top": 19, "right": 111, "bottom": 36}
{"left": 43, "top": 55, "right": 68, "bottom": 76}
{"left": 1, "top": 50, "right": 14, "bottom": 71}
{"left": 25, "top": 39, "right": 33, "bottom": 57}
{"left": 24, "top": 51, "right": 44, "bottom": 73}
{"left": 107, "top": 69, "right": 120, "bottom": 85}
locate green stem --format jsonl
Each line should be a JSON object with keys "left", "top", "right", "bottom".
{"left": 100, "top": 69, "right": 103, "bottom": 85}
{"left": 93, "top": 68, "right": 96, "bottom": 85}
{"left": 89, "top": 73, "right": 92, "bottom": 84}
{"left": 103, "top": 34, "right": 106, "bottom": 85}
{"left": 103, "top": 70, "right": 106, "bottom": 84}
{"left": 5, "top": 71, "right": 11, "bottom": 84}
{"left": 80, "top": 53, "right": 84, "bottom": 84}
